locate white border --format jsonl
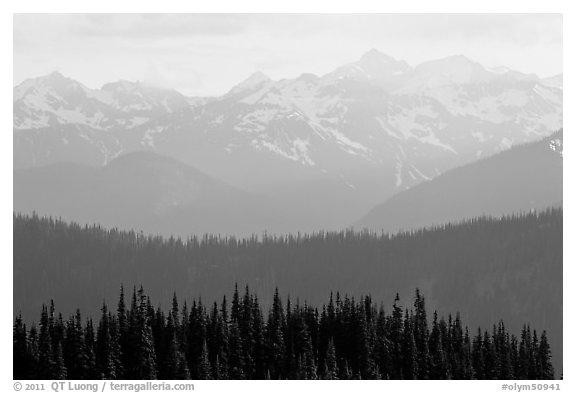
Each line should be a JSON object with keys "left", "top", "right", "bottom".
{"left": 4, "top": 3, "right": 572, "bottom": 392}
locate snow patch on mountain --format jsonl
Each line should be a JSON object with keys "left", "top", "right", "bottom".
{"left": 472, "top": 131, "right": 490, "bottom": 143}
{"left": 394, "top": 155, "right": 404, "bottom": 187}
{"left": 499, "top": 137, "right": 513, "bottom": 150}
{"left": 326, "top": 128, "right": 370, "bottom": 154}
{"left": 410, "top": 165, "right": 431, "bottom": 181}
{"left": 533, "top": 84, "right": 562, "bottom": 105}
{"left": 239, "top": 108, "right": 280, "bottom": 132}
{"left": 250, "top": 135, "right": 316, "bottom": 166}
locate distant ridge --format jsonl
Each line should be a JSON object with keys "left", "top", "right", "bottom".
{"left": 13, "top": 151, "right": 289, "bottom": 237}
{"left": 356, "top": 130, "right": 563, "bottom": 233}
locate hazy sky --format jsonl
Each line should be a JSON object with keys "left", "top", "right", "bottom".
{"left": 14, "top": 14, "right": 562, "bottom": 96}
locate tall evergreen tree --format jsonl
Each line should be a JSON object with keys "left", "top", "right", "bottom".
{"left": 538, "top": 331, "right": 554, "bottom": 380}
{"left": 401, "top": 310, "right": 418, "bottom": 379}
{"left": 413, "top": 289, "right": 430, "bottom": 379}
{"left": 429, "top": 312, "right": 450, "bottom": 379}
{"left": 228, "top": 320, "right": 245, "bottom": 379}
{"left": 472, "top": 328, "right": 485, "bottom": 379}
{"left": 197, "top": 339, "right": 212, "bottom": 380}
{"left": 63, "top": 310, "right": 86, "bottom": 379}
{"left": 127, "top": 287, "right": 157, "bottom": 379}
{"left": 13, "top": 315, "right": 30, "bottom": 380}
{"left": 265, "top": 288, "right": 285, "bottom": 379}
{"left": 322, "top": 337, "right": 338, "bottom": 380}
{"left": 38, "top": 305, "right": 55, "bottom": 379}
{"left": 389, "top": 293, "right": 404, "bottom": 379}
{"left": 52, "top": 342, "right": 68, "bottom": 380}
{"left": 83, "top": 319, "right": 98, "bottom": 379}
{"left": 27, "top": 325, "right": 40, "bottom": 379}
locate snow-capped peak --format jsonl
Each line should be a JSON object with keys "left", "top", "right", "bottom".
{"left": 12, "top": 72, "right": 191, "bottom": 131}
{"left": 13, "top": 71, "right": 89, "bottom": 102}
{"left": 359, "top": 48, "right": 404, "bottom": 66}
{"left": 13, "top": 78, "right": 40, "bottom": 102}
{"left": 327, "top": 49, "right": 411, "bottom": 81}
{"left": 38, "top": 71, "right": 89, "bottom": 92}
{"left": 228, "top": 71, "right": 272, "bottom": 95}
{"left": 398, "top": 55, "right": 492, "bottom": 92}
{"left": 357, "top": 49, "right": 412, "bottom": 76}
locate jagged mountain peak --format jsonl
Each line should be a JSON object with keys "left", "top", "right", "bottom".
{"left": 358, "top": 49, "right": 412, "bottom": 76}
{"left": 359, "top": 48, "right": 405, "bottom": 66}
{"left": 228, "top": 71, "right": 272, "bottom": 95}
{"left": 21, "top": 71, "right": 73, "bottom": 86}
{"left": 14, "top": 71, "right": 89, "bottom": 102}
{"left": 34, "top": 71, "right": 86, "bottom": 88}
{"left": 42, "top": 71, "right": 68, "bottom": 83}
{"left": 12, "top": 72, "right": 189, "bottom": 131}
{"left": 247, "top": 71, "right": 271, "bottom": 81}
{"left": 297, "top": 73, "right": 319, "bottom": 83}
{"left": 397, "top": 55, "right": 494, "bottom": 92}
{"left": 101, "top": 80, "right": 184, "bottom": 98}
{"left": 327, "top": 49, "right": 412, "bottom": 82}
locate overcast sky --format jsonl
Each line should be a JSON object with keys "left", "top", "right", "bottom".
{"left": 13, "top": 14, "right": 562, "bottom": 97}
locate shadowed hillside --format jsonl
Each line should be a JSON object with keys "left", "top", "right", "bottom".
{"left": 356, "top": 130, "right": 562, "bottom": 233}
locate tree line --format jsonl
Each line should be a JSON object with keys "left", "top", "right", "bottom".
{"left": 14, "top": 285, "right": 554, "bottom": 380}
{"left": 13, "top": 208, "right": 562, "bottom": 376}
{"left": 13, "top": 208, "right": 563, "bottom": 319}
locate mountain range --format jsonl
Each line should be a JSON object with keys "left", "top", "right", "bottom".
{"left": 13, "top": 49, "right": 563, "bottom": 234}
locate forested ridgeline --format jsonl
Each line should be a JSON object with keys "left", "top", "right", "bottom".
{"left": 13, "top": 286, "right": 555, "bottom": 380}
{"left": 13, "top": 209, "right": 563, "bottom": 373}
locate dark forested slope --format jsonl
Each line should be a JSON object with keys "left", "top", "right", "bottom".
{"left": 13, "top": 209, "right": 562, "bottom": 373}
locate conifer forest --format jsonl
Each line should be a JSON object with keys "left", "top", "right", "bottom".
{"left": 13, "top": 209, "right": 561, "bottom": 380}
{"left": 13, "top": 285, "right": 554, "bottom": 380}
